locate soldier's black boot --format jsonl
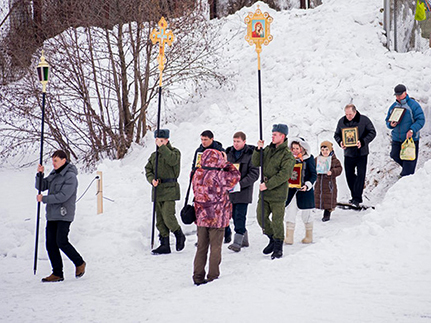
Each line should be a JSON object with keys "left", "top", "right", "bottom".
{"left": 263, "top": 235, "right": 275, "bottom": 254}
{"left": 271, "top": 239, "right": 283, "bottom": 259}
{"left": 174, "top": 228, "right": 186, "bottom": 251}
{"left": 152, "top": 235, "right": 171, "bottom": 255}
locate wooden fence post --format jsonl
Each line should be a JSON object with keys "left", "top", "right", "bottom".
{"left": 97, "top": 171, "right": 103, "bottom": 214}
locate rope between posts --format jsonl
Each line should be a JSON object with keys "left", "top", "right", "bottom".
{"left": 76, "top": 176, "right": 114, "bottom": 203}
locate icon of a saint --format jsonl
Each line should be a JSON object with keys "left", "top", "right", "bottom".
{"left": 252, "top": 22, "right": 264, "bottom": 38}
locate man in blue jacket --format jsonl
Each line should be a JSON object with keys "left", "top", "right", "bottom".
{"left": 36, "top": 150, "right": 85, "bottom": 282}
{"left": 386, "top": 84, "right": 425, "bottom": 177}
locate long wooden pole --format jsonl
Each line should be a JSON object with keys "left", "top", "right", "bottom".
{"left": 150, "top": 86, "right": 162, "bottom": 249}
{"left": 34, "top": 91, "right": 46, "bottom": 275}
{"left": 149, "top": 17, "right": 174, "bottom": 249}
{"left": 257, "top": 53, "right": 265, "bottom": 231}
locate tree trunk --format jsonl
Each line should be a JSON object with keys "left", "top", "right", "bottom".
{"left": 208, "top": 0, "right": 217, "bottom": 19}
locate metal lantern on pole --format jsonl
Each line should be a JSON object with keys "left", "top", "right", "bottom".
{"left": 37, "top": 51, "right": 50, "bottom": 92}
{"left": 244, "top": 6, "right": 273, "bottom": 232}
{"left": 34, "top": 50, "right": 50, "bottom": 275}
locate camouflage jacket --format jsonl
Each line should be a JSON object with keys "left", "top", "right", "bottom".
{"left": 192, "top": 149, "right": 240, "bottom": 228}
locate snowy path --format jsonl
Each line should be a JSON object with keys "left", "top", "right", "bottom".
{"left": 2, "top": 165, "right": 431, "bottom": 322}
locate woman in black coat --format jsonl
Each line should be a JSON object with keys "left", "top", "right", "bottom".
{"left": 285, "top": 137, "right": 317, "bottom": 245}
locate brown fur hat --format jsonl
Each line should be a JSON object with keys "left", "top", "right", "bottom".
{"left": 320, "top": 140, "right": 333, "bottom": 152}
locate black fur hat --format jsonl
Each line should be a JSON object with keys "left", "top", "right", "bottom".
{"left": 154, "top": 129, "right": 170, "bottom": 139}
{"left": 272, "top": 124, "right": 288, "bottom": 136}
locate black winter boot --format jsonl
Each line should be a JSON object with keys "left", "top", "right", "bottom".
{"left": 322, "top": 210, "right": 331, "bottom": 222}
{"left": 152, "top": 235, "right": 171, "bottom": 255}
{"left": 174, "top": 228, "right": 186, "bottom": 251}
{"left": 263, "top": 235, "right": 275, "bottom": 254}
{"left": 271, "top": 239, "right": 283, "bottom": 259}
{"left": 224, "top": 226, "right": 232, "bottom": 244}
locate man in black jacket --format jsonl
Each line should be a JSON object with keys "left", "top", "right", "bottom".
{"left": 226, "top": 132, "right": 259, "bottom": 252}
{"left": 334, "top": 104, "right": 376, "bottom": 207}
{"left": 191, "top": 130, "right": 224, "bottom": 173}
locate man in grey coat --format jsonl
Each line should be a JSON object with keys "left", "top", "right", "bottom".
{"left": 36, "top": 150, "right": 85, "bottom": 282}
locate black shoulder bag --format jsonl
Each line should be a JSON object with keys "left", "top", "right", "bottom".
{"left": 180, "top": 176, "right": 196, "bottom": 225}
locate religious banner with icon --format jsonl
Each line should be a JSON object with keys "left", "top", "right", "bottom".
{"left": 288, "top": 163, "right": 304, "bottom": 189}
{"left": 244, "top": 6, "right": 273, "bottom": 231}
{"left": 244, "top": 6, "right": 273, "bottom": 69}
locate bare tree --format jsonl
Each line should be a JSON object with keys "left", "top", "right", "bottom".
{"left": 0, "top": 0, "right": 227, "bottom": 167}
{"left": 225, "top": 0, "right": 281, "bottom": 16}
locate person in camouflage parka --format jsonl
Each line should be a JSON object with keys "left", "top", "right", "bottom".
{"left": 192, "top": 149, "right": 240, "bottom": 285}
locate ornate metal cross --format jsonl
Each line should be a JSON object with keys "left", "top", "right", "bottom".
{"left": 150, "top": 17, "right": 175, "bottom": 85}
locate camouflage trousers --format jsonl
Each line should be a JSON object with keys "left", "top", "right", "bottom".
{"left": 155, "top": 200, "right": 180, "bottom": 237}
{"left": 256, "top": 198, "right": 285, "bottom": 240}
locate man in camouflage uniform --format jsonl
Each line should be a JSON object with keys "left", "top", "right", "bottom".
{"left": 145, "top": 129, "right": 186, "bottom": 254}
{"left": 252, "top": 124, "right": 295, "bottom": 259}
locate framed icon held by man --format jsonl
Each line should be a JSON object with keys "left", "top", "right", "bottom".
{"left": 195, "top": 152, "right": 203, "bottom": 168}
{"left": 388, "top": 107, "right": 406, "bottom": 123}
{"left": 342, "top": 127, "right": 358, "bottom": 147}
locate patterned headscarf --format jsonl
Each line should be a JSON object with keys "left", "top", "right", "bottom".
{"left": 200, "top": 149, "right": 225, "bottom": 169}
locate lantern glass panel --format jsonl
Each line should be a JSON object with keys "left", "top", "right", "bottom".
{"left": 37, "top": 67, "right": 43, "bottom": 82}
{"left": 43, "top": 66, "right": 49, "bottom": 81}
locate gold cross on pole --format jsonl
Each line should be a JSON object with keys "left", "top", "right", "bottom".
{"left": 150, "top": 17, "right": 175, "bottom": 86}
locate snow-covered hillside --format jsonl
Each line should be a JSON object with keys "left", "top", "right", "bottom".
{"left": 1, "top": 0, "right": 430, "bottom": 322}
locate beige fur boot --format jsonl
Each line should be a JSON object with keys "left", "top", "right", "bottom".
{"left": 301, "top": 222, "right": 313, "bottom": 244}
{"left": 284, "top": 222, "right": 295, "bottom": 245}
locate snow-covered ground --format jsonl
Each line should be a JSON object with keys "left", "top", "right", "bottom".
{"left": 1, "top": 0, "right": 431, "bottom": 322}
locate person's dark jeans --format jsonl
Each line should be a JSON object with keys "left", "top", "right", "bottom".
{"left": 390, "top": 140, "right": 419, "bottom": 176}
{"left": 224, "top": 226, "right": 231, "bottom": 239}
{"left": 46, "top": 221, "right": 84, "bottom": 277}
{"left": 344, "top": 155, "right": 368, "bottom": 204}
{"left": 232, "top": 203, "right": 248, "bottom": 235}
